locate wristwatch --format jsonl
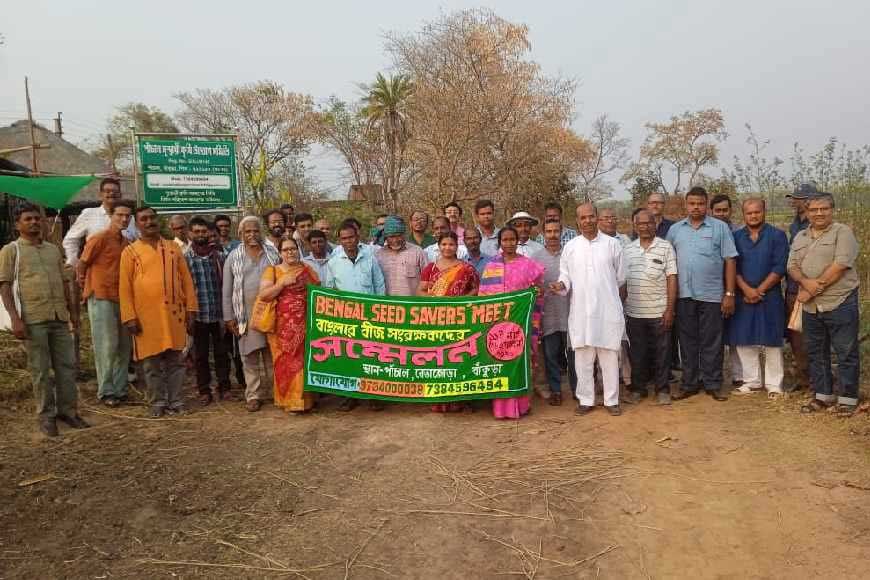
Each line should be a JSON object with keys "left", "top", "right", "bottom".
{"left": 724, "top": 291, "right": 735, "bottom": 297}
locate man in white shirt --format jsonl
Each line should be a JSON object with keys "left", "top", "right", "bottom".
{"left": 507, "top": 211, "right": 545, "bottom": 261}
{"left": 623, "top": 209, "right": 678, "bottom": 405}
{"left": 169, "top": 215, "right": 191, "bottom": 253}
{"left": 424, "top": 216, "right": 468, "bottom": 261}
{"left": 551, "top": 203, "right": 626, "bottom": 416}
{"left": 62, "top": 177, "right": 137, "bottom": 266}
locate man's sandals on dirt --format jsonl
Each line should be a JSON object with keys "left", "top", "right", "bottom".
{"left": 800, "top": 399, "right": 857, "bottom": 416}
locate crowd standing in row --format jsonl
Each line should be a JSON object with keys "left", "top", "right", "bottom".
{"left": 0, "top": 178, "right": 861, "bottom": 437}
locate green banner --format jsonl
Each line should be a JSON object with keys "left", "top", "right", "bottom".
{"left": 304, "top": 287, "right": 535, "bottom": 403}
{"left": 138, "top": 137, "right": 238, "bottom": 208}
{"left": 0, "top": 175, "right": 95, "bottom": 209}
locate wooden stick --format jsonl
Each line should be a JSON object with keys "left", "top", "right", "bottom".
{"left": 344, "top": 519, "right": 387, "bottom": 580}
{"left": 383, "top": 508, "right": 548, "bottom": 521}
{"left": 264, "top": 471, "right": 340, "bottom": 501}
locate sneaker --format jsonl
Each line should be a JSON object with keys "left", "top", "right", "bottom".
{"left": 656, "top": 391, "right": 672, "bottom": 405}
{"left": 39, "top": 418, "right": 59, "bottom": 437}
{"left": 606, "top": 405, "right": 622, "bottom": 416}
{"left": 575, "top": 404, "right": 594, "bottom": 416}
{"left": 733, "top": 385, "right": 760, "bottom": 395}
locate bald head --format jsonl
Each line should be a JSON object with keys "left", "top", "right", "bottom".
{"left": 169, "top": 214, "right": 188, "bottom": 241}
{"left": 576, "top": 203, "right": 598, "bottom": 238}
{"left": 633, "top": 209, "right": 656, "bottom": 241}
{"left": 598, "top": 207, "right": 618, "bottom": 236}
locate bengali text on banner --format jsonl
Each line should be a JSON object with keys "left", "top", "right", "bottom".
{"left": 304, "top": 286, "right": 535, "bottom": 402}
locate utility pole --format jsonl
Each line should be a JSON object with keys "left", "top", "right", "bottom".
{"left": 106, "top": 133, "right": 118, "bottom": 175}
{"left": 53, "top": 111, "right": 63, "bottom": 138}
{"left": 24, "top": 76, "right": 40, "bottom": 174}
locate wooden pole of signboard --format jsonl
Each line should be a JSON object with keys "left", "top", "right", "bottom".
{"left": 131, "top": 126, "right": 140, "bottom": 209}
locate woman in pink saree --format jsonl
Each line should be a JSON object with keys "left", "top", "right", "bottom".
{"left": 477, "top": 226, "right": 544, "bottom": 419}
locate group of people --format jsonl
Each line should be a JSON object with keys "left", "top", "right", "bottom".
{"left": 0, "top": 177, "right": 860, "bottom": 436}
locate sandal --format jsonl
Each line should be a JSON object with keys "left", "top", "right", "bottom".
{"left": 800, "top": 399, "right": 829, "bottom": 414}
{"left": 835, "top": 404, "right": 857, "bottom": 416}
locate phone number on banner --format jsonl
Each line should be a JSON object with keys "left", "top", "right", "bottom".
{"left": 359, "top": 377, "right": 511, "bottom": 398}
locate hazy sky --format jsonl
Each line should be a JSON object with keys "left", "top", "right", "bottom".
{"left": 2, "top": 0, "right": 869, "bottom": 198}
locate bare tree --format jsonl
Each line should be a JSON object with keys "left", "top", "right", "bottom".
{"left": 385, "top": 8, "right": 578, "bottom": 210}
{"left": 174, "top": 80, "right": 314, "bottom": 206}
{"left": 623, "top": 108, "right": 727, "bottom": 195}
{"left": 576, "top": 114, "right": 630, "bottom": 201}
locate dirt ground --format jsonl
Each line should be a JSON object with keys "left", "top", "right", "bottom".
{"left": 1, "top": 375, "right": 869, "bottom": 580}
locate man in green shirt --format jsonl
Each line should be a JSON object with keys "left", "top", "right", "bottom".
{"left": 407, "top": 210, "right": 436, "bottom": 248}
{"left": 0, "top": 203, "right": 90, "bottom": 437}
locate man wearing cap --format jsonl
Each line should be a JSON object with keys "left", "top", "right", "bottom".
{"left": 376, "top": 216, "right": 428, "bottom": 297}
{"left": 507, "top": 212, "right": 545, "bottom": 261}
{"left": 789, "top": 193, "right": 861, "bottom": 414}
{"left": 784, "top": 183, "right": 814, "bottom": 391}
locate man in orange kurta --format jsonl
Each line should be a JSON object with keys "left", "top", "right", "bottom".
{"left": 119, "top": 206, "right": 198, "bottom": 417}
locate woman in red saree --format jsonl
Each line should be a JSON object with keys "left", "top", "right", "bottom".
{"left": 417, "top": 232, "right": 479, "bottom": 412}
{"left": 258, "top": 238, "right": 319, "bottom": 413}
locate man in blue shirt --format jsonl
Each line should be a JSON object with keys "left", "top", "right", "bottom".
{"left": 462, "top": 227, "right": 490, "bottom": 275}
{"left": 725, "top": 199, "right": 789, "bottom": 395}
{"left": 666, "top": 186, "right": 738, "bottom": 401}
{"left": 324, "top": 221, "right": 387, "bottom": 411}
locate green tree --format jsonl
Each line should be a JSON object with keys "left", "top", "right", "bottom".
{"left": 724, "top": 123, "right": 785, "bottom": 194}
{"left": 314, "top": 97, "right": 383, "bottom": 192}
{"left": 92, "top": 102, "right": 178, "bottom": 173}
{"left": 360, "top": 73, "right": 414, "bottom": 212}
{"left": 627, "top": 169, "right": 665, "bottom": 206}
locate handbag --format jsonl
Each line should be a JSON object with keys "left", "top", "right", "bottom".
{"left": 787, "top": 298, "right": 802, "bottom": 333}
{"left": 250, "top": 267, "right": 277, "bottom": 334}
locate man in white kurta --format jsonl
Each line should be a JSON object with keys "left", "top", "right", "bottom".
{"left": 551, "top": 204, "right": 626, "bottom": 416}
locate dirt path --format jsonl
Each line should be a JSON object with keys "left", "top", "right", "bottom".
{"left": 1, "top": 384, "right": 869, "bottom": 579}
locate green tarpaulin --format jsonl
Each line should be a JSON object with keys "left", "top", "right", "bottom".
{"left": 0, "top": 175, "right": 96, "bottom": 209}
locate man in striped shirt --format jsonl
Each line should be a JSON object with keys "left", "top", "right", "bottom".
{"left": 623, "top": 209, "right": 678, "bottom": 405}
